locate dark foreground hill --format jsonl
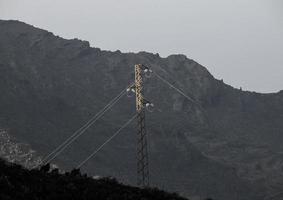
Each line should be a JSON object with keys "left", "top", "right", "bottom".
{"left": 0, "top": 159, "right": 188, "bottom": 200}
{"left": 0, "top": 20, "right": 283, "bottom": 200}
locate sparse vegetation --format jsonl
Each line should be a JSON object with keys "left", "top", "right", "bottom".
{"left": 0, "top": 159, "right": 189, "bottom": 200}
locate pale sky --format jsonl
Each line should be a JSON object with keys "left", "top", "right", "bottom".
{"left": 0, "top": 0, "right": 282, "bottom": 93}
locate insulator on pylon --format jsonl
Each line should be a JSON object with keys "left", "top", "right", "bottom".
{"left": 144, "top": 68, "right": 153, "bottom": 78}
{"left": 126, "top": 87, "right": 135, "bottom": 97}
{"left": 145, "top": 103, "right": 154, "bottom": 112}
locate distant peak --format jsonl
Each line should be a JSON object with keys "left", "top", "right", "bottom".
{"left": 166, "top": 54, "right": 188, "bottom": 60}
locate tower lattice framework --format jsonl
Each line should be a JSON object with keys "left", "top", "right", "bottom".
{"left": 135, "top": 64, "right": 149, "bottom": 187}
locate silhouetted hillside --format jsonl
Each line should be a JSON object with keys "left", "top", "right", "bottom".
{"left": 0, "top": 159, "right": 189, "bottom": 200}
{"left": 0, "top": 20, "right": 283, "bottom": 200}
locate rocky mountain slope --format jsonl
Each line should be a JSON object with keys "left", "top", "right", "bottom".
{"left": 0, "top": 20, "right": 283, "bottom": 200}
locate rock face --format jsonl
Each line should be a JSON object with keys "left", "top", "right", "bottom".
{"left": 0, "top": 20, "right": 283, "bottom": 200}
{"left": 0, "top": 129, "right": 42, "bottom": 168}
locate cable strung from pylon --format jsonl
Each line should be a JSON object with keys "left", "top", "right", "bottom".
{"left": 153, "top": 71, "right": 196, "bottom": 104}
{"left": 42, "top": 87, "right": 129, "bottom": 165}
{"left": 76, "top": 113, "right": 137, "bottom": 169}
{"left": 152, "top": 69, "right": 209, "bottom": 123}
{"left": 39, "top": 84, "right": 134, "bottom": 167}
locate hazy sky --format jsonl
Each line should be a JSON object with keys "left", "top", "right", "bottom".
{"left": 0, "top": 0, "right": 282, "bottom": 93}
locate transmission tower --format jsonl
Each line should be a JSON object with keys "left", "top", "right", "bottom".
{"left": 127, "top": 64, "right": 153, "bottom": 187}
{"left": 135, "top": 64, "right": 149, "bottom": 187}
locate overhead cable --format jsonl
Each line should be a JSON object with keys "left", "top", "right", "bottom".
{"left": 38, "top": 84, "right": 133, "bottom": 167}
{"left": 77, "top": 113, "right": 137, "bottom": 169}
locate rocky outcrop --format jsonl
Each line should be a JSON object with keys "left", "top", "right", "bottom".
{"left": 0, "top": 129, "right": 42, "bottom": 168}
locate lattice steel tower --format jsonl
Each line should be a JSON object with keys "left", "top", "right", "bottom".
{"left": 126, "top": 64, "right": 153, "bottom": 187}
{"left": 135, "top": 64, "right": 149, "bottom": 187}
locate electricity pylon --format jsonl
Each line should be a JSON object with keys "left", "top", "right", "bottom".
{"left": 127, "top": 64, "right": 153, "bottom": 187}
{"left": 135, "top": 64, "right": 149, "bottom": 187}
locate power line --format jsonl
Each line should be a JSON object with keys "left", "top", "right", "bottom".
{"left": 152, "top": 70, "right": 209, "bottom": 118}
{"left": 41, "top": 89, "right": 123, "bottom": 164}
{"left": 39, "top": 84, "right": 133, "bottom": 167}
{"left": 77, "top": 113, "right": 137, "bottom": 169}
{"left": 153, "top": 71, "right": 196, "bottom": 104}
{"left": 43, "top": 91, "right": 126, "bottom": 165}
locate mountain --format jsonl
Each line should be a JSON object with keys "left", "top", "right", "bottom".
{"left": 1, "top": 19, "right": 283, "bottom": 200}
{"left": 0, "top": 158, "right": 188, "bottom": 200}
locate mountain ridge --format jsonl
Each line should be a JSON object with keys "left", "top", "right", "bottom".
{"left": 2, "top": 19, "right": 276, "bottom": 95}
